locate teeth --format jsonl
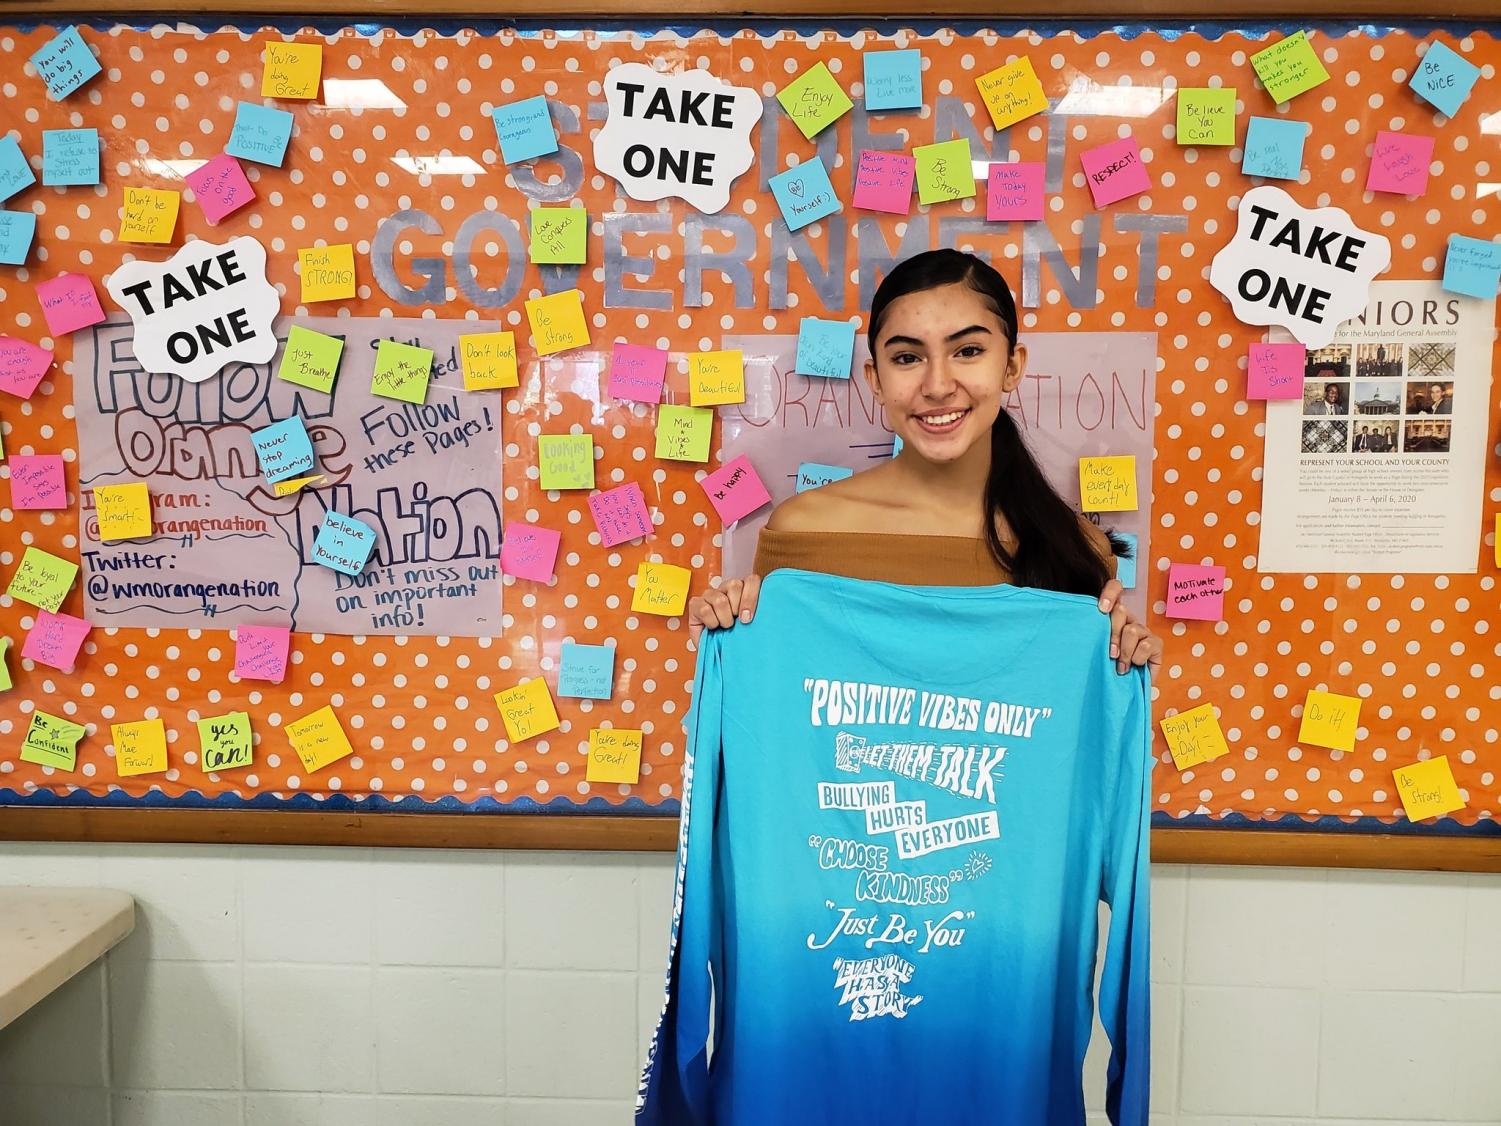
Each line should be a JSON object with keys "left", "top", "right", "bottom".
{"left": 919, "top": 410, "right": 966, "bottom": 425}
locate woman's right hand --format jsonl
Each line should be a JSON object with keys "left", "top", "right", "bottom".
{"left": 687, "top": 574, "right": 762, "bottom": 647}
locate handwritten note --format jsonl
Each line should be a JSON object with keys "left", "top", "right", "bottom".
{"left": 272, "top": 474, "right": 323, "bottom": 497}
{"left": 538, "top": 433, "right": 595, "bottom": 490}
{"left": 118, "top": 187, "right": 181, "bottom": 244}
{"left": 588, "top": 481, "right": 653, "bottom": 547}
{"left": 0, "top": 336, "right": 54, "bottom": 400}
{"left": 35, "top": 273, "right": 105, "bottom": 336}
{"left": 0, "top": 137, "right": 36, "bottom": 203}
{"left": 852, "top": 149, "right": 915, "bottom": 216}
{"left": 20, "top": 711, "right": 86, "bottom": 770}
{"left": 796, "top": 462, "right": 853, "bottom": 492}
{"left": 524, "top": 289, "right": 589, "bottom": 356}
{"left": 1080, "top": 137, "right": 1150, "bottom": 208}
{"left": 1176, "top": 87, "right": 1237, "bottom": 145}
{"left": 298, "top": 244, "right": 357, "bottom": 304}
{"left": 186, "top": 154, "right": 255, "bottom": 224}
{"left": 283, "top": 704, "right": 354, "bottom": 773}
{"left": 689, "top": 350, "right": 746, "bottom": 406}
{"left": 529, "top": 207, "right": 587, "bottom": 264}
{"left": 94, "top": 482, "right": 152, "bottom": 542}
{"left": 491, "top": 96, "right": 558, "bottom": 164}
{"left": 311, "top": 511, "right": 377, "bottom": 576}
{"left": 7, "top": 546, "right": 78, "bottom": 613}
{"left": 655, "top": 404, "right": 713, "bottom": 462}
{"left": 700, "top": 454, "right": 772, "bottom": 525}
{"left": 197, "top": 711, "right": 253, "bottom": 772}
{"left": 776, "top": 61, "right": 853, "bottom": 140}
{"left": 975, "top": 57, "right": 1049, "bottom": 131}
{"left": 277, "top": 325, "right": 344, "bottom": 393}
{"left": 42, "top": 128, "right": 100, "bottom": 186}
{"left": 22, "top": 609, "right": 91, "bottom": 672}
{"left": 1250, "top": 31, "right": 1330, "bottom": 104}
{"left": 1079, "top": 455, "right": 1138, "bottom": 512}
{"left": 795, "top": 318, "right": 856, "bottom": 379}
{"left": 261, "top": 41, "right": 322, "bottom": 100}
{"left": 226, "top": 102, "right": 294, "bottom": 167}
{"left": 863, "top": 49, "right": 922, "bottom": 111}
{"left": 559, "top": 641, "right": 616, "bottom": 699}
{"left": 30, "top": 27, "right": 102, "bottom": 101}
{"left": 0, "top": 638, "right": 10, "bottom": 693}
{"left": 371, "top": 339, "right": 434, "bottom": 404}
{"left": 493, "top": 677, "right": 560, "bottom": 742}
{"left": 586, "top": 727, "right": 643, "bottom": 784}
{"left": 1159, "top": 703, "right": 1231, "bottom": 770}
{"left": 9, "top": 453, "right": 67, "bottom": 510}
{"left": 112, "top": 718, "right": 167, "bottom": 778}
{"left": 608, "top": 343, "right": 667, "bottom": 403}
{"left": 986, "top": 161, "right": 1045, "bottom": 221}
{"left": 1298, "top": 688, "right": 1362, "bottom": 752}
{"left": 631, "top": 561, "right": 691, "bottom": 617}
{"left": 1247, "top": 341, "right": 1307, "bottom": 399}
{"left": 914, "top": 139, "right": 976, "bottom": 205}
{"left": 460, "top": 331, "right": 518, "bottom": 391}
{"left": 1241, "top": 116, "right": 1308, "bottom": 180}
{"left": 768, "top": 157, "right": 841, "bottom": 232}
{"left": 234, "top": 624, "right": 290, "bottom": 683}
{"left": 252, "top": 416, "right": 316, "bottom": 483}
{"left": 1166, "top": 563, "right": 1226, "bottom": 621}
{"left": 1408, "top": 40, "right": 1480, "bottom": 118}
{"left": 0, "top": 211, "right": 37, "bottom": 267}
{"left": 1441, "top": 235, "right": 1501, "bottom": 299}
{"left": 500, "top": 521, "right": 562, "bottom": 582}
{"left": 1393, "top": 756, "right": 1466, "bottom": 821}
{"left": 1365, "top": 130, "right": 1434, "bottom": 196}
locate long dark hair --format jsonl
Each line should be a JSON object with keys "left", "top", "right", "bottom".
{"left": 867, "top": 249, "right": 1122, "bottom": 596}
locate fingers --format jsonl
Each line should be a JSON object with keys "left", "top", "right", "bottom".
{"left": 739, "top": 573, "right": 762, "bottom": 623}
{"left": 1116, "top": 623, "right": 1162, "bottom": 675}
{"left": 685, "top": 575, "right": 765, "bottom": 644}
{"left": 1097, "top": 577, "right": 1123, "bottom": 613}
{"left": 1108, "top": 601, "right": 1129, "bottom": 661}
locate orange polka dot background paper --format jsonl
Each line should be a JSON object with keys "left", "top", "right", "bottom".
{"left": 1, "top": 20, "right": 1498, "bottom": 835}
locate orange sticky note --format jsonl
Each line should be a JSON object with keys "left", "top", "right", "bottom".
{"left": 587, "top": 727, "right": 643, "bottom": 784}
{"left": 298, "top": 244, "right": 357, "bottom": 304}
{"left": 524, "top": 289, "right": 589, "bottom": 356}
{"left": 118, "top": 187, "right": 181, "bottom": 244}
{"left": 1079, "top": 455, "right": 1138, "bottom": 512}
{"left": 631, "top": 561, "right": 691, "bottom": 616}
{"left": 1298, "top": 689, "right": 1361, "bottom": 752}
{"left": 1393, "top": 756, "right": 1466, "bottom": 822}
{"left": 283, "top": 704, "right": 354, "bottom": 773}
{"left": 1158, "top": 703, "right": 1231, "bottom": 771}
{"left": 112, "top": 717, "right": 168, "bottom": 778}
{"left": 94, "top": 482, "right": 152, "bottom": 542}
{"left": 494, "top": 677, "right": 561, "bottom": 743}
{"left": 261, "top": 41, "right": 322, "bottom": 100}
{"left": 688, "top": 350, "right": 745, "bottom": 407}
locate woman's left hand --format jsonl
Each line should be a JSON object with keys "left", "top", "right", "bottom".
{"left": 1098, "top": 579, "right": 1163, "bottom": 676}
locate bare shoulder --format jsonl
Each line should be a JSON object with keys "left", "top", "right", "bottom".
{"left": 764, "top": 464, "right": 899, "bottom": 533}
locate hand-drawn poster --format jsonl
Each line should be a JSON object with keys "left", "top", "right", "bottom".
{"left": 73, "top": 316, "right": 503, "bottom": 635}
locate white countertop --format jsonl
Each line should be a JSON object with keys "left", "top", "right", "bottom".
{"left": 0, "top": 887, "right": 136, "bottom": 1030}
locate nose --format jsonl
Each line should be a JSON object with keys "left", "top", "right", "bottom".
{"left": 919, "top": 353, "right": 958, "bottom": 400}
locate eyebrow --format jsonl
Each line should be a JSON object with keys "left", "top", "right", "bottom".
{"left": 882, "top": 325, "right": 993, "bottom": 349}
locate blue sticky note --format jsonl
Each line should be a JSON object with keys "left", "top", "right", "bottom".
{"left": 251, "top": 416, "right": 315, "bottom": 483}
{"left": 226, "top": 102, "right": 294, "bottom": 167}
{"left": 1241, "top": 116, "right": 1308, "bottom": 181}
{"left": 558, "top": 640, "right": 616, "bottom": 700}
{"left": 892, "top": 434, "right": 903, "bottom": 456}
{"left": 30, "top": 26, "right": 103, "bottom": 101}
{"left": 1115, "top": 532, "right": 1139, "bottom": 589}
{"left": 796, "top": 317, "right": 857, "bottom": 379}
{"left": 42, "top": 129, "right": 101, "bottom": 186}
{"left": 796, "top": 462, "right": 854, "bottom": 492}
{"left": 863, "top": 49, "right": 923, "bottom": 111}
{"left": 491, "top": 96, "right": 558, "bottom": 164}
{"left": 312, "top": 511, "right": 377, "bottom": 576}
{"left": 1441, "top": 234, "right": 1501, "bottom": 299}
{"left": 0, "top": 211, "right": 38, "bottom": 266}
{"left": 769, "top": 157, "right": 841, "bottom": 232}
{"left": 0, "top": 137, "right": 36, "bottom": 204}
{"left": 1409, "top": 40, "right": 1480, "bottom": 119}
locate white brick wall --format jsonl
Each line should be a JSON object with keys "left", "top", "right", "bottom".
{"left": 0, "top": 842, "right": 1498, "bottom": 1125}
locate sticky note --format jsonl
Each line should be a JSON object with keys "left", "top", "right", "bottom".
{"left": 608, "top": 343, "right": 668, "bottom": 403}
{"left": 529, "top": 207, "right": 587, "bottom": 265}
{"left": 0, "top": 337, "right": 53, "bottom": 400}
{"left": 559, "top": 641, "right": 616, "bottom": 699}
{"left": 1496, "top": 513, "right": 1501, "bottom": 568}
{"left": 0, "top": 212, "right": 38, "bottom": 266}
{"left": 852, "top": 150, "right": 915, "bottom": 216}
{"left": 252, "top": 416, "right": 315, "bottom": 484}
{"left": 975, "top": 57, "right": 1049, "bottom": 131}
{"left": 1159, "top": 703, "right": 1231, "bottom": 771}
{"left": 311, "top": 511, "right": 377, "bottom": 576}
{"left": 986, "top": 161, "right": 1045, "bottom": 221}
{"left": 1441, "top": 235, "right": 1501, "bottom": 299}
{"left": 1079, "top": 455, "right": 1138, "bottom": 512}
{"left": 234, "top": 624, "right": 290, "bottom": 682}
{"left": 276, "top": 325, "right": 344, "bottom": 393}
{"left": 261, "top": 41, "right": 322, "bottom": 100}
{"left": 226, "top": 102, "right": 294, "bottom": 167}
{"left": 198, "top": 711, "right": 253, "bottom": 772}
{"left": 769, "top": 157, "right": 841, "bottom": 232}
{"left": 0, "top": 638, "right": 11, "bottom": 693}
{"left": 1166, "top": 562, "right": 1226, "bottom": 621}
{"left": 94, "top": 482, "right": 152, "bottom": 542}
{"left": 1176, "top": 87, "right": 1237, "bottom": 146}
{"left": 36, "top": 273, "right": 105, "bottom": 336}
{"left": 1247, "top": 341, "right": 1307, "bottom": 399}
{"left": 1115, "top": 531, "right": 1139, "bottom": 589}
{"left": 1365, "top": 130, "right": 1434, "bottom": 196}
{"left": 1409, "top": 40, "right": 1480, "bottom": 118}
{"left": 492, "top": 96, "right": 558, "bottom": 164}
{"left": 20, "top": 711, "right": 86, "bottom": 771}
{"left": 371, "top": 339, "right": 434, "bottom": 404}
{"left": 632, "top": 561, "right": 691, "bottom": 616}
{"left": 118, "top": 187, "right": 181, "bottom": 244}
{"left": 30, "top": 27, "right": 102, "bottom": 101}
{"left": 776, "top": 62, "right": 853, "bottom": 140}
{"left": 42, "top": 129, "right": 100, "bottom": 187}
{"left": 500, "top": 521, "right": 561, "bottom": 582}
{"left": 493, "top": 677, "right": 560, "bottom": 742}
{"left": 587, "top": 728, "right": 643, "bottom": 784}
{"left": 0, "top": 137, "right": 36, "bottom": 203}
{"left": 914, "top": 138, "right": 976, "bottom": 205}
{"left": 796, "top": 462, "right": 853, "bottom": 492}
{"left": 283, "top": 705, "right": 354, "bottom": 773}
{"left": 298, "top": 244, "right": 357, "bottom": 304}
{"left": 588, "top": 481, "right": 653, "bottom": 547}
{"left": 655, "top": 404, "right": 713, "bottom": 462}
{"left": 863, "top": 49, "right": 922, "bottom": 111}
{"left": 1250, "top": 31, "right": 1330, "bottom": 105}
{"left": 1241, "top": 117, "right": 1308, "bottom": 180}
{"left": 1298, "top": 688, "right": 1362, "bottom": 752}
{"left": 6, "top": 546, "right": 78, "bottom": 613}
{"left": 538, "top": 433, "right": 595, "bottom": 490}
{"left": 272, "top": 474, "right": 322, "bottom": 497}
{"left": 459, "top": 332, "right": 518, "bottom": 391}
{"left": 22, "top": 609, "right": 91, "bottom": 672}
{"left": 9, "top": 453, "right": 67, "bottom": 510}
{"left": 1080, "top": 137, "right": 1151, "bottom": 208}
{"left": 700, "top": 454, "right": 771, "bottom": 525}
{"left": 1393, "top": 756, "right": 1466, "bottom": 821}
{"left": 524, "top": 289, "right": 589, "bottom": 356}
{"left": 112, "top": 718, "right": 167, "bottom": 778}
{"left": 186, "top": 154, "right": 255, "bottom": 224}
{"left": 689, "top": 350, "right": 746, "bottom": 407}
{"left": 796, "top": 317, "right": 856, "bottom": 379}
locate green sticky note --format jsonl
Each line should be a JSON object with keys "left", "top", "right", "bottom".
{"left": 538, "top": 433, "right": 595, "bottom": 490}
{"left": 197, "top": 710, "right": 254, "bottom": 772}
{"left": 530, "top": 207, "right": 587, "bottom": 265}
{"left": 0, "top": 638, "right": 12, "bottom": 692}
{"left": 654, "top": 404, "right": 714, "bottom": 462}
{"left": 1250, "top": 31, "right": 1330, "bottom": 105}
{"left": 371, "top": 339, "right": 434, "bottom": 404}
{"left": 277, "top": 325, "right": 345, "bottom": 393}
{"left": 776, "top": 61, "right": 854, "bottom": 140}
{"left": 1176, "top": 87, "right": 1237, "bottom": 145}
{"left": 7, "top": 546, "right": 79, "bottom": 614}
{"left": 21, "top": 710, "right": 86, "bottom": 771}
{"left": 914, "top": 138, "right": 976, "bottom": 206}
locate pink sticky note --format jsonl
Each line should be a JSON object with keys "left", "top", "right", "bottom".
{"left": 588, "top": 481, "right": 653, "bottom": 548}
{"left": 1166, "top": 563, "right": 1226, "bottom": 621}
{"left": 1247, "top": 342, "right": 1307, "bottom": 399}
{"left": 185, "top": 153, "right": 256, "bottom": 224}
{"left": 35, "top": 273, "right": 106, "bottom": 336}
{"left": 9, "top": 453, "right": 67, "bottom": 510}
{"left": 1080, "top": 137, "right": 1151, "bottom": 207}
{"left": 234, "top": 624, "right": 291, "bottom": 683}
{"left": 852, "top": 149, "right": 915, "bottom": 216}
{"left": 608, "top": 343, "right": 668, "bottom": 404}
{"left": 700, "top": 454, "right": 772, "bottom": 525}
{"left": 986, "top": 161, "right": 1045, "bottom": 221}
{"left": 22, "top": 609, "right": 92, "bottom": 672}
{"left": 1366, "top": 131, "right": 1434, "bottom": 196}
{"left": 500, "top": 520, "right": 561, "bottom": 582}
{"left": 0, "top": 336, "right": 55, "bottom": 400}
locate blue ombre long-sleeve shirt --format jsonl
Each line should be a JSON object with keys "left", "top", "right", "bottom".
{"left": 638, "top": 569, "right": 1153, "bottom": 1126}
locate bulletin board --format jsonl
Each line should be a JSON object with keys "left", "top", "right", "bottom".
{"left": 2, "top": 10, "right": 1500, "bottom": 869}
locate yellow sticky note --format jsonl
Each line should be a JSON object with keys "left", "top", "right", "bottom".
{"left": 1079, "top": 455, "right": 1139, "bottom": 512}
{"left": 298, "top": 244, "right": 357, "bottom": 304}
{"left": 524, "top": 289, "right": 590, "bottom": 356}
{"left": 914, "top": 138, "right": 976, "bottom": 206}
{"left": 0, "top": 638, "right": 12, "bottom": 693}
{"left": 118, "top": 187, "right": 181, "bottom": 244}
{"left": 262, "top": 41, "right": 323, "bottom": 100}
{"left": 1176, "top": 87, "right": 1237, "bottom": 146}
{"left": 20, "top": 710, "right": 86, "bottom": 771}
{"left": 460, "top": 332, "right": 518, "bottom": 391}
{"left": 7, "top": 546, "right": 78, "bottom": 614}
{"left": 112, "top": 718, "right": 168, "bottom": 778}
{"left": 1393, "top": 756, "right": 1466, "bottom": 822}
{"left": 494, "top": 677, "right": 561, "bottom": 743}
{"left": 1250, "top": 30, "right": 1330, "bottom": 105}
{"left": 975, "top": 57, "right": 1049, "bottom": 131}
{"left": 529, "top": 208, "right": 588, "bottom": 265}
{"left": 272, "top": 473, "right": 324, "bottom": 497}
{"left": 587, "top": 727, "right": 643, "bottom": 784}
{"left": 776, "top": 61, "right": 853, "bottom": 140}
{"left": 655, "top": 404, "right": 713, "bottom": 462}
{"left": 1494, "top": 513, "right": 1500, "bottom": 567}
{"left": 1158, "top": 703, "right": 1231, "bottom": 771}
{"left": 197, "top": 711, "right": 254, "bottom": 772}
{"left": 631, "top": 561, "right": 691, "bottom": 616}
{"left": 94, "top": 482, "right": 152, "bottom": 542}
{"left": 538, "top": 433, "right": 595, "bottom": 490}
{"left": 283, "top": 704, "right": 354, "bottom": 773}
{"left": 1298, "top": 689, "right": 1362, "bottom": 752}
{"left": 688, "top": 350, "right": 745, "bottom": 407}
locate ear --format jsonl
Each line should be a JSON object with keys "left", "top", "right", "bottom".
{"left": 1001, "top": 342, "right": 1028, "bottom": 394}
{"left": 863, "top": 356, "right": 882, "bottom": 404}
